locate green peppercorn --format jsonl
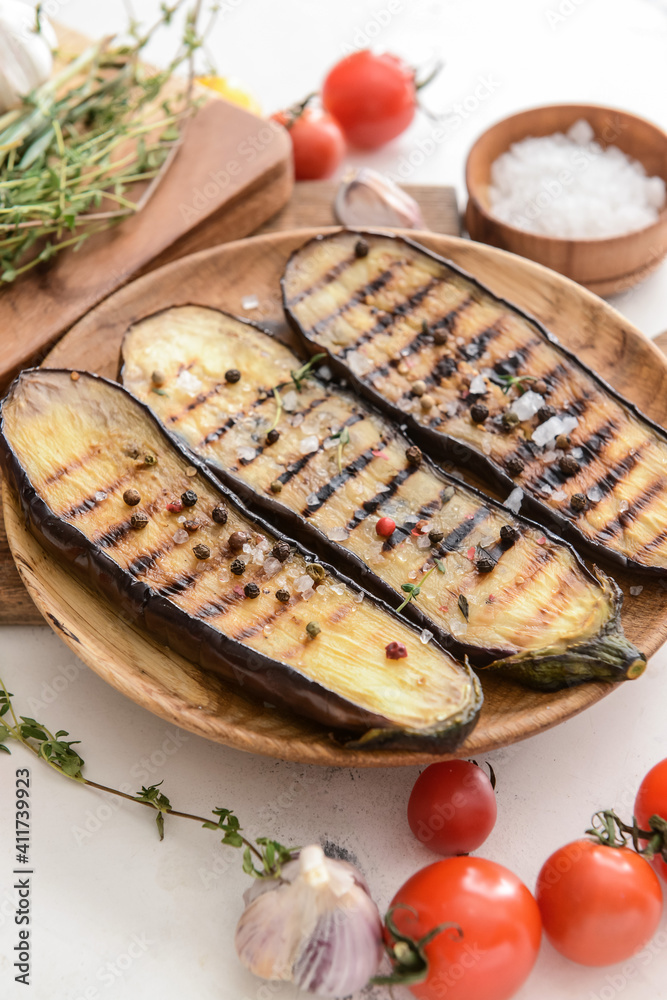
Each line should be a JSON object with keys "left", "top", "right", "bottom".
{"left": 270, "top": 480, "right": 283, "bottom": 493}
{"left": 502, "top": 410, "right": 520, "bottom": 429}
{"left": 429, "top": 529, "right": 445, "bottom": 545}
{"left": 306, "top": 622, "right": 321, "bottom": 638}
{"left": 306, "top": 564, "right": 326, "bottom": 583}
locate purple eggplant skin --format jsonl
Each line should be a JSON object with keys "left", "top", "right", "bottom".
{"left": 281, "top": 229, "right": 667, "bottom": 577}
{"left": 0, "top": 368, "right": 483, "bottom": 753}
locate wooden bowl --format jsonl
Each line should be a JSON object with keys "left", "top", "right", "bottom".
{"left": 5, "top": 228, "right": 667, "bottom": 766}
{"left": 465, "top": 104, "right": 667, "bottom": 296}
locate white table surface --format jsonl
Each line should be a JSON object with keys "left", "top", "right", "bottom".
{"left": 2, "top": 1, "right": 667, "bottom": 998}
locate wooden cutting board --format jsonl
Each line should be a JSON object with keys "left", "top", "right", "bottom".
{"left": 0, "top": 183, "right": 460, "bottom": 624}
{"left": 0, "top": 24, "right": 294, "bottom": 393}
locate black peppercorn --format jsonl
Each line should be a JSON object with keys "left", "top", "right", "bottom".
{"left": 470, "top": 403, "right": 489, "bottom": 424}
{"left": 244, "top": 582, "right": 260, "bottom": 599}
{"left": 559, "top": 455, "right": 581, "bottom": 476}
{"left": 230, "top": 559, "right": 246, "bottom": 575}
{"left": 181, "top": 489, "right": 197, "bottom": 507}
{"left": 276, "top": 589, "right": 291, "bottom": 603}
{"left": 272, "top": 541, "right": 291, "bottom": 562}
{"left": 406, "top": 445, "right": 422, "bottom": 467}
{"left": 266, "top": 429, "right": 280, "bottom": 445}
{"left": 123, "top": 488, "right": 141, "bottom": 506}
{"left": 433, "top": 328, "right": 448, "bottom": 346}
{"left": 130, "top": 512, "right": 148, "bottom": 530}
{"left": 183, "top": 520, "right": 199, "bottom": 533}
{"left": 211, "top": 505, "right": 228, "bottom": 524}
{"left": 500, "top": 524, "right": 519, "bottom": 546}
{"left": 429, "top": 529, "right": 445, "bottom": 545}
{"left": 537, "top": 405, "right": 556, "bottom": 423}
{"left": 533, "top": 379, "right": 549, "bottom": 396}
{"left": 570, "top": 492, "right": 587, "bottom": 512}
{"left": 476, "top": 554, "right": 495, "bottom": 573}
{"left": 225, "top": 369, "right": 241, "bottom": 384}
{"left": 229, "top": 530, "right": 250, "bottom": 553}
{"left": 193, "top": 543, "right": 210, "bottom": 560}
{"left": 354, "top": 238, "right": 369, "bottom": 258}
{"left": 505, "top": 455, "right": 525, "bottom": 477}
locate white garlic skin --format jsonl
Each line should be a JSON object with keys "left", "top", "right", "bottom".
{"left": 335, "top": 167, "right": 426, "bottom": 230}
{"left": 235, "top": 844, "right": 383, "bottom": 998}
{"left": 0, "top": 1, "right": 56, "bottom": 113}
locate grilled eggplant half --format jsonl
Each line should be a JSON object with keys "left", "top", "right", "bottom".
{"left": 120, "top": 306, "right": 645, "bottom": 691}
{"left": 0, "top": 369, "right": 483, "bottom": 751}
{"left": 282, "top": 230, "right": 667, "bottom": 575}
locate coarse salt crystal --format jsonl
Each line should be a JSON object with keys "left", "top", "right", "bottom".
{"left": 420, "top": 629, "right": 433, "bottom": 645}
{"left": 299, "top": 435, "right": 319, "bottom": 455}
{"left": 630, "top": 585, "right": 643, "bottom": 597}
{"left": 241, "top": 294, "right": 259, "bottom": 310}
{"left": 175, "top": 370, "right": 202, "bottom": 396}
{"left": 218, "top": 568, "right": 230, "bottom": 583}
{"left": 331, "top": 583, "right": 346, "bottom": 595}
{"left": 552, "top": 490, "right": 567, "bottom": 501}
{"left": 328, "top": 526, "right": 350, "bottom": 542}
{"left": 282, "top": 390, "right": 298, "bottom": 412}
{"left": 504, "top": 487, "right": 524, "bottom": 513}
{"left": 306, "top": 492, "right": 320, "bottom": 507}
{"left": 587, "top": 485, "right": 604, "bottom": 503}
{"left": 469, "top": 374, "right": 487, "bottom": 395}
{"left": 177, "top": 515, "right": 186, "bottom": 523}
{"left": 618, "top": 499, "right": 630, "bottom": 512}
{"left": 353, "top": 591, "right": 364, "bottom": 603}
{"left": 173, "top": 529, "right": 189, "bottom": 544}
{"left": 347, "top": 350, "right": 373, "bottom": 376}
{"left": 510, "top": 390, "right": 544, "bottom": 421}
{"left": 291, "top": 412, "right": 304, "bottom": 427}
{"left": 295, "top": 574, "right": 314, "bottom": 594}
{"left": 416, "top": 535, "right": 432, "bottom": 549}
{"left": 237, "top": 446, "right": 256, "bottom": 463}
{"left": 262, "top": 557, "right": 282, "bottom": 578}
{"left": 94, "top": 490, "right": 107, "bottom": 502}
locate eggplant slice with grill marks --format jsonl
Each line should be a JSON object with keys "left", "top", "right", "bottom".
{"left": 120, "top": 306, "right": 645, "bottom": 691}
{"left": 282, "top": 229, "right": 667, "bottom": 576}
{"left": 0, "top": 369, "right": 483, "bottom": 751}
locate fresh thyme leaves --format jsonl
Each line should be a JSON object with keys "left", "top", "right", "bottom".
{"left": 331, "top": 426, "right": 350, "bottom": 473}
{"left": 493, "top": 374, "right": 538, "bottom": 396}
{"left": 396, "top": 559, "right": 446, "bottom": 613}
{"left": 0, "top": 676, "right": 296, "bottom": 876}
{"left": 268, "top": 387, "right": 283, "bottom": 433}
{"left": 288, "top": 353, "right": 326, "bottom": 392}
{"left": 0, "top": 1, "right": 212, "bottom": 283}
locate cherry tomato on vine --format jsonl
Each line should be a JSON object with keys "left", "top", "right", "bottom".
{"left": 322, "top": 50, "right": 417, "bottom": 149}
{"left": 635, "top": 758, "right": 667, "bottom": 881}
{"left": 387, "top": 857, "right": 541, "bottom": 1000}
{"left": 408, "top": 761, "right": 497, "bottom": 855}
{"left": 271, "top": 108, "right": 345, "bottom": 180}
{"left": 535, "top": 838, "right": 663, "bottom": 966}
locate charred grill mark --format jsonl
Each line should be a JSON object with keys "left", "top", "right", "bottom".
{"left": 158, "top": 572, "right": 198, "bottom": 597}
{"left": 637, "top": 524, "right": 667, "bottom": 556}
{"left": 168, "top": 382, "right": 226, "bottom": 424}
{"left": 431, "top": 505, "right": 491, "bottom": 557}
{"left": 344, "top": 466, "right": 418, "bottom": 532}
{"left": 65, "top": 474, "right": 129, "bottom": 519}
{"left": 339, "top": 278, "right": 439, "bottom": 357}
{"left": 127, "top": 547, "right": 166, "bottom": 577}
{"left": 497, "top": 547, "right": 556, "bottom": 604}
{"left": 315, "top": 264, "right": 402, "bottom": 336}
{"left": 43, "top": 443, "right": 101, "bottom": 487}
{"left": 95, "top": 497, "right": 165, "bottom": 549}
{"left": 594, "top": 475, "right": 665, "bottom": 543}
{"left": 231, "top": 602, "right": 292, "bottom": 641}
{"left": 285, "top": 251, "right": 356, "bottom": 306}
{"left": 381, "top": 492, "right": 462, "bottom": 553}
{"left": 229, "top": 396, "right": 330, "bottom": 471}
{"left": 276, "top": 412, "right": 364, "bottom": 489}
{"left": 456, "top": 319, "right": 504, "bottom": 362}
{"left": 302, "top": 436, "right": 389, "bottom": 516}
{"left": 201, "top": 392, "right": 273, "bottom": 446}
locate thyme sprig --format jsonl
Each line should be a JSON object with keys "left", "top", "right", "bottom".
{"left": 0, "top": 678, "right": 295, "bottom": 876}
{"left": 492, "top": 374, "right": 538, "bottom": 396}
{"left": 267, "top": 387, "right": 283, "bottom": 433}
{"left": 288, "top": 353, "right": 326, "bottom": 392}
{"left": 0, "top": 1, "right": 213, "bottom": 283}
{"left": 396, "top": 559, "right": 446, "bottom": 613}
{"left": 331, "top": 425, "right": 350, "bottom": 473}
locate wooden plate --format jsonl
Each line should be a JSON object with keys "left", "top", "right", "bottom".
{"left": 5, "top": 228, "right": 667, "bottom": 766}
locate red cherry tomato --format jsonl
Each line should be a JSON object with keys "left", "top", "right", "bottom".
{"left": 376, "top": 516, "right": 396, "bottom": 537}
{"left": 408, "top": 761, "right": 497, "bottom": 855}
{"left": 389, "top": 857, "right": 541, "bottom": 1000}
{"left": 635, "top": 758, "right": 667, "bottom": 882}
{"left": 272, "top": 108, "right": 345, "bottom": 180}
{"left": 322, "top": 50, "right": 416, "bottom": 149}
{"left": 536, "top": 838, "right": 663, "bottom": 966}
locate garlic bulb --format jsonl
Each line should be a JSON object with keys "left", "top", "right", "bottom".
{"left": 0, "top": 1, "right": 57, "bottom": 114}
{"left": 235, "top": 844, "right": 383, "bottom": 997}
{"left": 334, "top": 168, "right": 426, "bottom": 230}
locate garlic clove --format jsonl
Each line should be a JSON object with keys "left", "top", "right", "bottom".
{"left": 235, "top": 844, "right": 383, "bottom": 998}
{"left": 0, "top": 1, "right": 57, "bottom": 114}
{"left": 334, "top": 167, "right": 426, "bottom": 230}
